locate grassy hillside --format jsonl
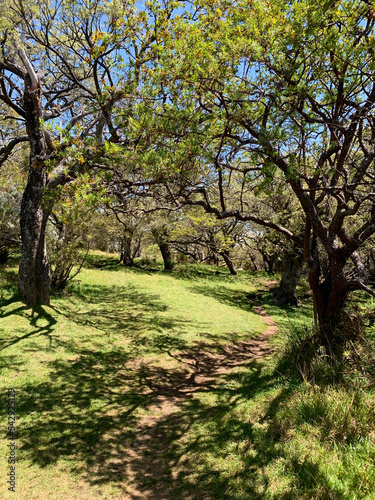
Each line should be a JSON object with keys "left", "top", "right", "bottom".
{"left": 1, "top": 253, "right": 375, "bottom": 499}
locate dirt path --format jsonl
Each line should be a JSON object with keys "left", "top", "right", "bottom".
{"left": 113, "top": 294, "right": 278, "bottom": 500}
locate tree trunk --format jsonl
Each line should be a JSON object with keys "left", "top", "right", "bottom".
{"left": 248, "top": 252, "right": 259, "bottom": 271}
{"left": 18, "top": 170, "right": 50, "bottom": 306}
{"left": 159, "top": 242, "right": 174, "bottom": 271}
{"left": 273, "top": 248, "right": 303, "bottom": 305}
{"left": 0, "top": 247, "right": 9, "bottom": 264}
{"left": 308, "top": 250, "right": 352, "bottom": 344}
{"left": 18, "top": 78, "right": 51, "bottom": 307}
{"left": 197, "top": 248, "right": 205, "bottom": 262}
{"left": 220, "top": 250, "right": 238, "bottom": 275}
{"left": 120, "top": 233, "right": 134, "bottom": 267}
{"left": 208, "top": 252, "right": 219, "bottom": 266}
{"left": 261, "top": 252, "right": 276, "bottom": 274}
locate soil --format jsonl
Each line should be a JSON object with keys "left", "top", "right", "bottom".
{"left": 95, "top": 291, "right": 278, "bottom": 500}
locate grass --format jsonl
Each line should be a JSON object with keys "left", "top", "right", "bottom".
{"left": 1, "top": 253, "right": 375, "bottom": 499}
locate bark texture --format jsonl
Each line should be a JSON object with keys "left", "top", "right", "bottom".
{"left": 308, "top": 250, "right": 349, "bottom": 338}
{"left": 18, "top": 176, "right": 50, "bottom": 305}
{"left": 18, "top": 78, "right": 51, "bottom": 306}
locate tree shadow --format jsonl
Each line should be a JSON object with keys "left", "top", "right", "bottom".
{"left": 0, "top": 305, "right": 58, "bottom": 351}
{"left": 0, "top": 292, "right": 19, "bottom": 309}
{"left": 168, "top": 263, "right": 253, "bottom": 283}
{"left": 0, "top": 282, "right": 202, "bottom": 358}
{"left": 107, "top": 361, "right": 345, "bottom": 499}
{"left": 0, "top": 265, "right": 19, "bottom": 306}
{"left": 102, "top": 261, "right": 261, "bottom": 283}
{"left": 188, "top": 285, "right": 313, "bottom": 333}
{"left": 0, "top": 265, "right": 339, "bottom": 498}
{"left": 0, "top": 337, "right": 345, "bottom": 499}
{"left": 0, "top": 354, "right": 24, "bottom": 375}
{"left": 84, "top": 253, "right": 120, "bottom": 269}
{"left": 60, "top": 284, "right": 201, "bottom": 344}
{"left": 189, "top": 284, "right": 258, "bottom": 313}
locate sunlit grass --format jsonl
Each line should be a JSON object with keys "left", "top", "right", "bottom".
{"left": 1, "top": 253, "right": 375, "bottom": 499}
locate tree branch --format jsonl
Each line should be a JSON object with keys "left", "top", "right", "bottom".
{"left": 0, "top": 136, "right": 29, "bottom": 166}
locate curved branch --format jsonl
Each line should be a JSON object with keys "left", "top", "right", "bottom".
{"left": 181, "top": 199, "right": 302, "bottom": 244}
{"left": 348, "top": 279, "right": 375, "bottom": 298}
{"left": 18, "top": 47, "right": 39, "bottom": 90}
{"left": 0, "top": 136, "right": 29, "bottom": 166}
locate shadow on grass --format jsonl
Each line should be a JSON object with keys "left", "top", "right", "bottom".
{"left": 84, "top": 253, "right": 120, "bottom": 269}
{"left": 83, "top": 254, "right": 163, "bottom": 273}
{"left": 186, "top": 285, "right": 304, "bottom": 325}
{"left": 0, "top": 305, "right": 58, "bottom": 351}
{"left": 0, "top": 293, "right": 19, "bottom": 309}
{"left": 0, "top": 294, "right": 345, "bottom": 500}
{"left": 0, "top": 348, "right": 345, "bottom": 499}
{"left": 0, "top": 282, "right": 201, "bottom": 359}
{"left": 167, "top": 263, "right": 267, "bottom": 284}
{"left": 61, "top": 283, "right": 200, "bottom": 344}
{"left": 82, "top": 256, "right": 266, "bottom": 284}
{"left": 62, "top": 283, "right": 260, "bottom": 355}
{"left": 0, "top": 263, "right": 341, "bottom": 498}
{"left": 0, "top": 265, "right": 19, "bottom": 306}
{"left": 189, "top": 284, "right": 260, "bottom": 313}
{"left": 0, "top": 354, "right": 24, "bottom": 374}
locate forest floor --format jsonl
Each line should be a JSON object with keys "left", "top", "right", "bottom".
{"left": 1, "top": 253, "right": 375, "bottom": 499}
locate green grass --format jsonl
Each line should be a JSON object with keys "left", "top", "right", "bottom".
{"left": 1, "top": 253, "right": 375, "bottom": 499}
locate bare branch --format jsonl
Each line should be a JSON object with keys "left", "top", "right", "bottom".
{"left": 0, "top": 135, "right": 29, "bottom": 166}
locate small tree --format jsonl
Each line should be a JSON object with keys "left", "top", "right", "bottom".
{"left": 47, "top": 175, "right": 106, "bottom": 293}
{"left": 169, "top": 206, "right": 242, "bottom": 275}
{"left": 48, "top": 214, "right": 90, "bottom": 294}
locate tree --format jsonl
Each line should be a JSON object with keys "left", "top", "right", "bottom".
{"left": 230, "top": 0, "right": 375, "bottom": 336}
{"left": 169, "top": 205, "right": 242, "bottom": 274}
{"left": 0, "top": 0, "right": 97, "bottom": 304}
{"left": 137, "top": 0, "right": 375, "bottom": 340}
{"left": 0, "top": 0, "right": 178, "bottom": 305}
{"left": 153, "top": 228, "right": 175, "bottom": 270}
{"left": 118, "top": 219, "right": 142, "bottom": 266}
{"left": 47, "top": 175, "right": 104, "bottom": 292}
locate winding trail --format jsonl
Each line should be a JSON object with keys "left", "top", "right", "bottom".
{"left": 115, "top": 293, "right": 278, "bottom": 500}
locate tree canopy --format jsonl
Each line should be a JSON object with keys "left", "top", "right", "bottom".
{"left": 1, "top": 0, "right": 375, "bottom": 338}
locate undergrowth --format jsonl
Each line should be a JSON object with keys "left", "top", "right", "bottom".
{"left": 264, "top": 291, "right": 375, "bottom": 499}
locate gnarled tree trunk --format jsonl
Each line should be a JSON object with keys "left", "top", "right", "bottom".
{"left": 18, "top": 77, "right": 51, "bottom": 307}
{"left": 119, "top": 223, "right": 142, "bottom": 267}
{"left": 260, "top": 251, "right": 279, "bottom": 274}
{"left": 18, "top": 172, "right": 50, "bottom": 306}
{"left": 307, "top": 247, "right": 357, "bottom": 346}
